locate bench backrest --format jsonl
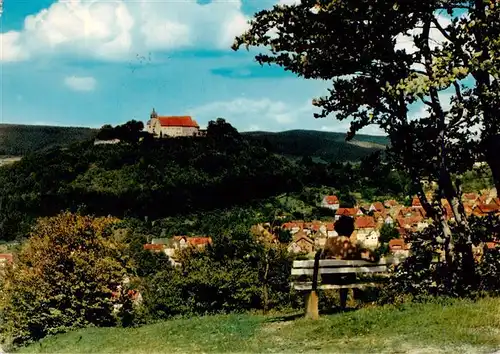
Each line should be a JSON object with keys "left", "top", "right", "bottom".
{"left": 290, "top": 257, "right": 405, "bottom": 291}
{"left": 291, "top": 258, "right": 402, "bottom": 276}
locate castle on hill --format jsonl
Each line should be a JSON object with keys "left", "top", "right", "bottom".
{"left": 145, "top": 109, "right": 206, "bottom": 138}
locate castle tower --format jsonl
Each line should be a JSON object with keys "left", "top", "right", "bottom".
{"left": 150, "top": 108, "right": 158, "bottom": 119}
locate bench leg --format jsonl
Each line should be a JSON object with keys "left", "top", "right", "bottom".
{"left": 305, "top": 291, "right": 319, "bottom": 320}
{"left": 339, "top": 288, "right": 348, "bottom": 311}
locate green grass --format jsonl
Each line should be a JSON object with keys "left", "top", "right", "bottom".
{"left": 17, "top": 297, "right": 500, "bottom": 354}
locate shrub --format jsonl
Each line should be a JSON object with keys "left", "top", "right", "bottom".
{"left": 141, "top": 232, "right": 296, "bottom": 319}
{"left": 0, "top": 212, "right": 132, "bottom": 347}
{"left": 380, "top": 216, "right": 500, "bottom": 303}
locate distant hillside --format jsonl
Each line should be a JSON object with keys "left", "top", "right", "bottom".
{"left": 244, "top": 130, "right": 389, "bottom": 163}
{"left": 0, "top": 124, "right": 98, "bottom": 156}
{"left": 0, "top": 124, "right": 387, "bottom": 162}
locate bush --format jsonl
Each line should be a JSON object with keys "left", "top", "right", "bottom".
{"left": 0, "top": 212, "right": 132, "bottom": 347}
{"left": 140, "top": 232, "right": 296, "bottom": 319}
{"left": 380, "top": 216, "right": 500, "bottom": 303}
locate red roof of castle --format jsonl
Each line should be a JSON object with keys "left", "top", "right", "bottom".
{"left": 158, "top": 116, "right": 199, "bottom": 128}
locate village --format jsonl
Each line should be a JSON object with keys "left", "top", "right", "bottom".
{"left": 142, "top": 190, "right": 500, "bottom": 265}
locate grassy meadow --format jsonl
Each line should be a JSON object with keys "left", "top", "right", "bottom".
{"left": 17, "top": 297, "right": 500, "bottom": 354}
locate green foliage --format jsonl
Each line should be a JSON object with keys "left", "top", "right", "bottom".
{"left": 245, "top": 130, "right": 388, "bottom": 163}
{"left": 379, "top": 223, "right": 400, "bottom": 244}
{"left": 141, "top": 231, "right": 295, "bottom": 319}
{"left": 0, "top": 213, "right": 131, "bottom": 347}
{"left": 0, "top": 120, "right": 410, "bottom": 241}
{"left": 381, "top": 216, "right": 500, "bottom": 302}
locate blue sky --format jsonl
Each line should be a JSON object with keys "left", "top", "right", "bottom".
{"left": 0, "top": 0, "right": 450, "bottom": 135}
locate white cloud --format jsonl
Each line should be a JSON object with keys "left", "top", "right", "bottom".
{"left": 0, "top": 0, "right": 250, "bottom": 62}
{"left": 320, "top": 123, "right": 385, "bottom": 136}
{"left": 394, "top": 14, "right": 451, "bottom": 56}
{"left": 279, "top": 0, "right": 301, "bottom": 5}
{"left": 0, "top": 32, "right": 28, "bottom": 62}
{"left": 190, "top": 97, "right": 386, "bottom": 135}
{"left": 190, "top": 98, "right": 308, "bottom": 128}
{"left": 64, "top": 75, "right": 97, "bottom": 91}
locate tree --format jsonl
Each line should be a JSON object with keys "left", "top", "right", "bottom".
{"left": 232, "top": 0, "right": 493, "bottom": 267}
{"left": 0, "top": 213, "right": 132, "bottom": 346}
{"left": 379, "top": 223, "right": 400, "bottom": 244}
{"left": 206, "top": 118, "right": 240, "bottom": 141}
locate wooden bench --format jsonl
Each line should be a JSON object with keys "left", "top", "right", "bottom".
{"left": 291, "top": 252, "right": 403, "bottom": 319}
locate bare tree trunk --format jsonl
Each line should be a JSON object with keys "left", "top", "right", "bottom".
{"left": 421, "top": 18, "right": 461, "bottom": 266}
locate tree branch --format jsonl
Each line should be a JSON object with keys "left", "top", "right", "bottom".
{"left": 431, "top": 16, "right": 454, "bottom": 43}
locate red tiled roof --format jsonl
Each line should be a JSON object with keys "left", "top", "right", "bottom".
{"left": 355, "top": 216, "right": 376, "bottom": 229}
{"left": 389, "top": 238, "right": 407, "bottom": 250}
{"left": 0, "top": 254, "right": 13, "bottom": 263}
{"left": 384, "top": 199, "right": 398, "bottom": 207}
{"left": 144, "top": 244, "right": 165, "bottom": 251}
{"left": 324, "top": 195, "right": 339, "bottom": 205}
{"left": 463, "top": 193, "right": 478, "bottom": 201}
{"left": 411, "top": 197, "right": 422, "bottom": 207}
{"left": 173, "top": 236, "right": 212, "bottom": 246}
{"left": 282, "top": 222, "right": 303, "bottom": 230}
{"left": 293, "top": 231, "right": 314, "bottom": 244}
{"left": 486, "top": 241, "right": 499, "bottom": 249}
{"left": 326, "top": 223, "right": 335, "bottom": 231}
{"left": 477, "top": 203, "right": 500, "bottom": 214}
{"left": 337, "top": 208, "right": 358, "bottom": 217}
{"left": 371, "top": 202, "right": 385, "bottom": 211}
{"left": 399, "top": 207, "right": 424, "bottom": 218}
{"left": 157, "top": 116, "right": 199, "bottom": 128}
{"left": 397, "top": 215, "right": 423, "bottom": 228}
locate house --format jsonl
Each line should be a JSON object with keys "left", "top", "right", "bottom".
{"left": 94, "top": 138, "right": 121, "bottom": 145}
{"left": 287, "top": 231, "right": 314, "bottom": 254}
{"left": 384, "top": 199, "right": 398, "bottom": 208}
{"left": 411, "top": 197, "right": 423, "bottom": 208}
{"left": 144, "top": 236, "right": 212, "bottom": 266}
{"left": 321, "top": 195, "right": 340, "bottom": 210}
{"left": 282, "top": 221, "right": 304, "bottom": 235}
{"left": 172, "top": 236, "right": 212, "bottom": 249}
{"left": 354, "top": 216, "right": 379, "bottom": 248}
{"left": 389, "top": 239, "right": 410, "bottom": 257}
{"left": 473, "top": 203, "right": 500, "bottom": 216}
{"left": 325, "top": 222, "right": 337, "bottom": 237}
{"left": 463, "top": 193, "right": 479, "bottom": 205}
{"left": 0, "top": 254, "right": 13, "bottom": 274}
{"left": 146, "top": 108, "right": 201, "bottom": 138}
{"left": 369, "top": 202, "right": 385, "bottom": 213}
{"left": 398, "top": 207, "right": 425, "bottom": 219}
{"left": 335, "top": 208, "right": 362, "bottom": 220}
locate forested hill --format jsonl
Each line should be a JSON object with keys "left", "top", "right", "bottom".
{"left": 0, "top": 120, "right": 404, "bottom": 241}
{"left": 0, "top": 124, "right": 388, "bottom": 162}
{"left": 243, "top": 130, "right": 388, "bottom": 163}
{"left": 0, "top": 124, "right": 98, "bottom": 156}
